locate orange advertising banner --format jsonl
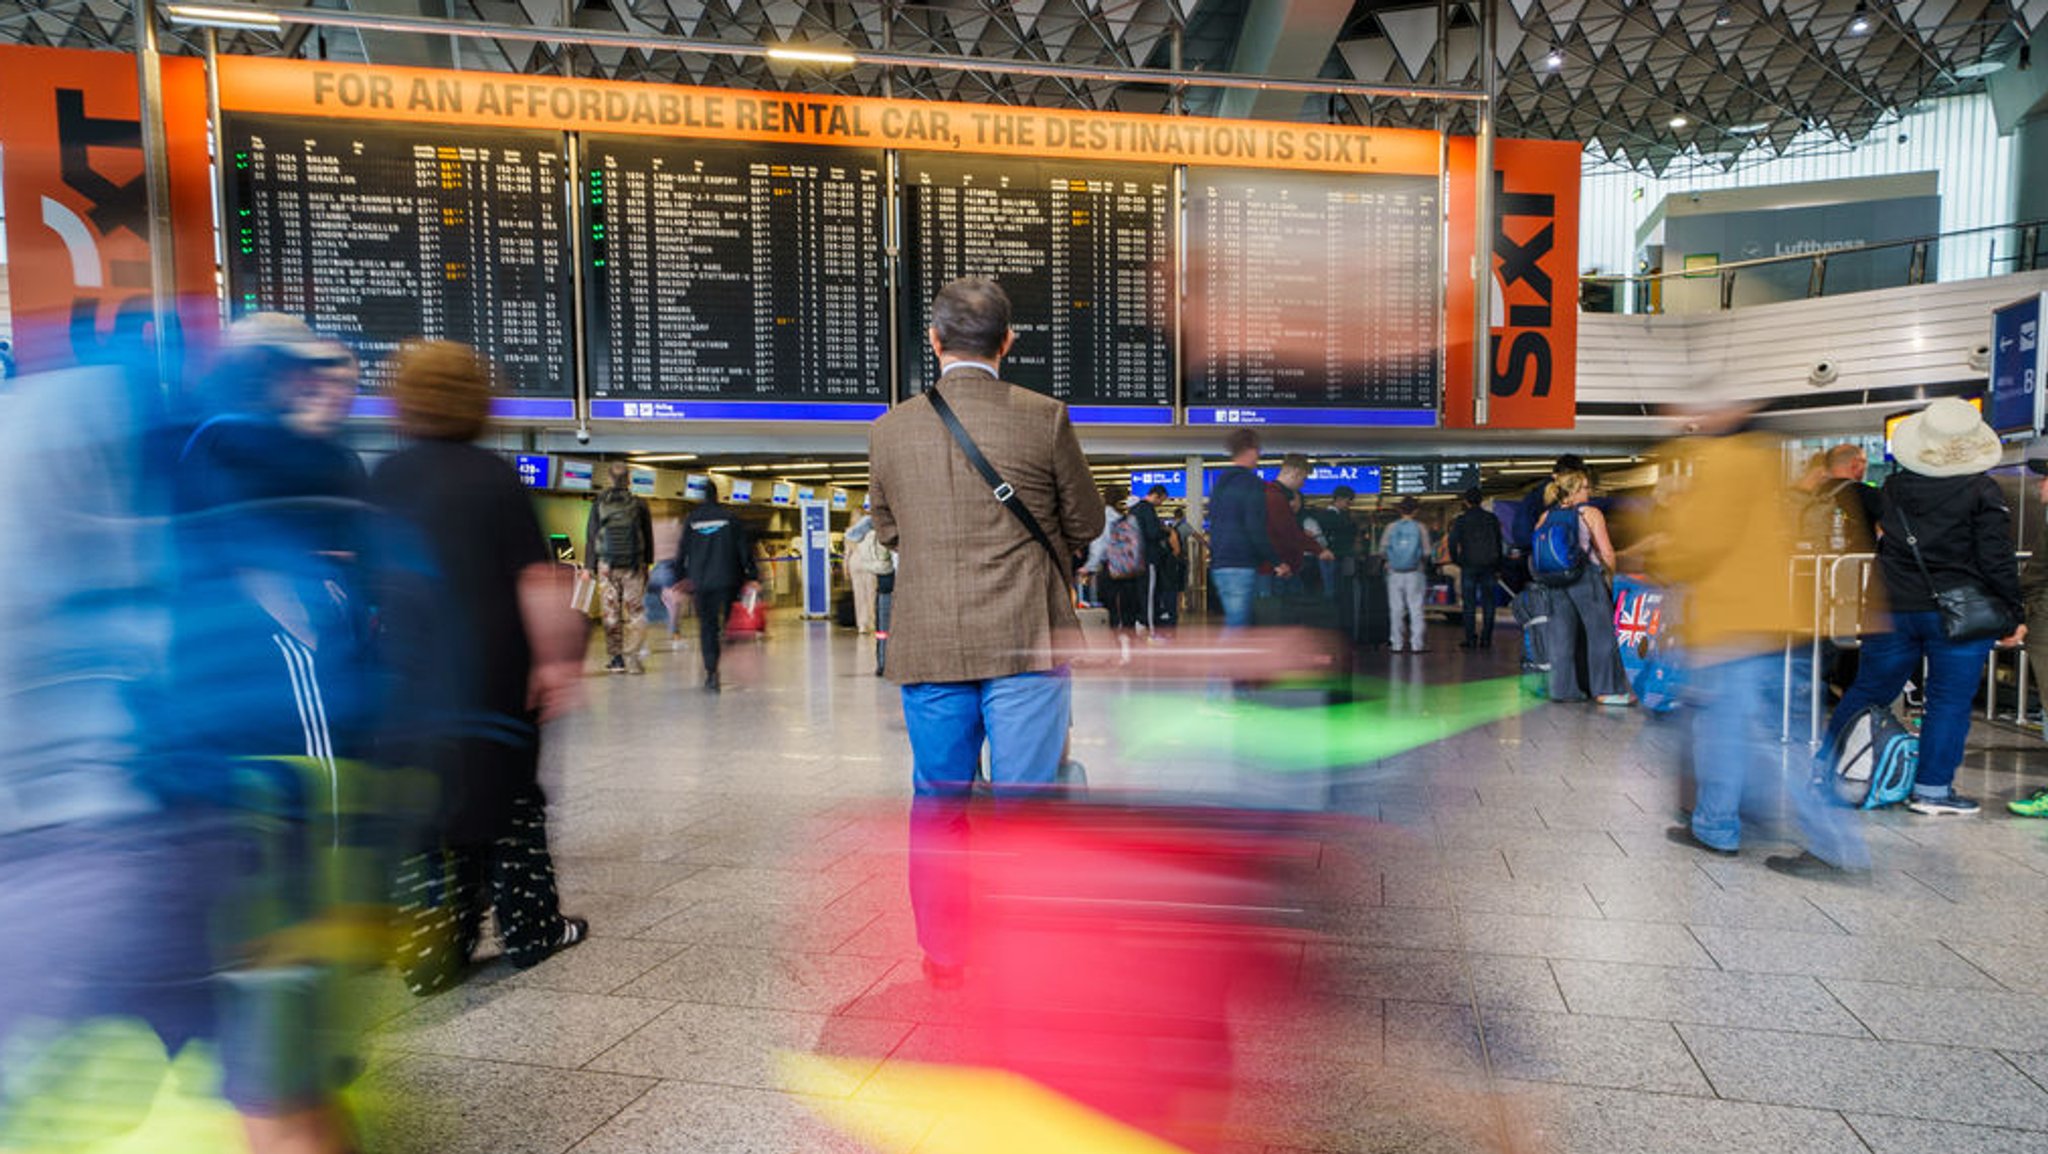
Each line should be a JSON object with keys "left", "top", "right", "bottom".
{"left": 1444, "top": 135, "right": 1583, "bottom": 430}
{"left": 0, "top": 45, "right": 218, "bottom": 376}
{"left": 217, "top": 56, "right": 1445, "bottom": 176}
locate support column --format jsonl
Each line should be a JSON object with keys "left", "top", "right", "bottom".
{"left": 133, "top": 0, "right": 179, "bottom": 385}
{"left": 1471, "top": 0, "right": 1497, "bottom": 427}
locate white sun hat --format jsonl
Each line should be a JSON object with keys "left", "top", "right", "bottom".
{"left": 1890, "top": 397, "right": 2001, "bottom": 478}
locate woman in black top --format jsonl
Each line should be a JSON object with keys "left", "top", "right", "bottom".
{"left": 1822, "top": 398, "right": 2022, "bottom": 817}
{"left": 369, "top": 341, "right": 588, "bottom": 992}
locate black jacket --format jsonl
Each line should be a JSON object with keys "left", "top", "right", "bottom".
{"left": 1875, "top": 471, "right": 2020, "bottom": 616}
{"left": 1127, "top": 499, "right": 1170, "bottom": 564}
{"left": 1449, "top": 507, "right": 1505, "bottom": 570}
{"left": 677, "top": 502, "right": 758, "bottom": 591}
{"left": 585, "top": 486, "right": 653, "bottom": 569}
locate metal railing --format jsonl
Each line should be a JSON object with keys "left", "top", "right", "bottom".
{"left": 1582, "top": 218, "right": 2048, "bottom": 316}
{"left": 1782, "top": 550, "right": 2033, "bottom": 748}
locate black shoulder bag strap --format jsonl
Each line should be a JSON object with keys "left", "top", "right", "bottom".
{"left": 925, "top": 383, "right": 1071, "bottom": 586}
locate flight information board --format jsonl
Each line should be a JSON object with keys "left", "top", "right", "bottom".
{"left": 224, "top": 115, "right": 574, "bottom": 415}
{"left": 583, "top": 137, "right": 888, "bottom": 421}
{"left": 1184, "top": 168, "right": 1440, "bottom": 426}
{"left": 901, "top": 155, "right": 1174, "bottom": 424}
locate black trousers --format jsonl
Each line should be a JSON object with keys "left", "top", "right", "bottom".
{"left": 1103, "top": 575, "right": 1146, "bottom": 632}
{"left": 695, "top": 587, "right": 736, "bottom": 674}
{"left": 393, "top": 791, "right": 566, "bottom": 994}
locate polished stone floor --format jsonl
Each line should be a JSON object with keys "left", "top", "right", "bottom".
{"left": 356, "top": 619, "right": 2048, "bottom": 1154}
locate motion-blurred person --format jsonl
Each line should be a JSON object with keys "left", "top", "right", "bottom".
{"left": 1380, "top": 497, "right": 1432, "bottom": 653}
{"left": 371, "top": 341, "right": 589, "bottom": 994}
{"left": 677, "top": 484, "right": 760, "bottom": 692}
{"left": 1264, "top": 454, "right": 1331, "bottom": 599}
{"left": 0, "top": 355, "right": 220, "bottom": 1153}
{"left": 1791, "top": 448, "right": 1829, "bottom": 497}
{"left": 868, "top": 277, "right": 1101, "bottom": 985}
{"left": 1537, "top": 469, "right": 1630, "bottom": 704}
{"left": 1449, "top": 487, "right": 1505, "bottom": 649}
{"left": 1208, "top": 429, "right": 1278, "bottom": 629}
{"left": 2018, "top": 447, "right": 2048, "bottom": 818}
{"left": 1150, "top": 488, "right": 1190, "bottom": 635}
{"left": 167, "top": 314, "right": 383, "bottom": 1154}
{"left": 585, "top": 462, "right": 654, "bottom": 674}
{"left": 845, "top": 509, "right": 882, "bottom": 633}
{"left": 1654, "top": 414, "right": 1857, "bottom": 866}
{"left": 1807, "top": 399, "right": 2021, "bottom": 832}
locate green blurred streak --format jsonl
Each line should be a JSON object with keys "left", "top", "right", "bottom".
{"left": 1117, "top": 677, "right": 1537, "bottom": 773}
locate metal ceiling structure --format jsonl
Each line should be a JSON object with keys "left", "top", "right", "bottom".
{"left": 1, "top": 0, "right": 2040, "bottom": 173}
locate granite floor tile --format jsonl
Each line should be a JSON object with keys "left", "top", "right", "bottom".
{"left": 1550, "top": 959, "right": 1871, "bottom": 1035}
{"left": 1383, "top": 1001, "right": 1485, "bottom": 1075}
{"left": 1690, "top": 925, "right": 2002, "bottom": 988}
{"left": 1468, "top": 954, "right": 1569, "bottom": 1013}
{"left": 564, "top": 1081, "right": 928, "bottom": 1154}
{"left": 583, "top": 1001, "right": 911, "bottom": 1094}
{"left": 1823, "top": 979, "right": 2048, "bottom": 1051}
{"left": 1494, "top": 1081, "right": 1871, "bottom": 1154}
{"left": 1678, "top": 1023, "right": 2048, "bottom": 1129}
{"left": 1301, "top": 945, "right": 1470, "bottom": 1004}
{"left": 1944, "top": 940, "right": 2048, "bottom": 995}
{"left": 503, "top": 939, "right": 691, "bottom": 995}
{"left": 356, "top": 1054, "right": 653, "bottom": 1154}
{"left": 614, "top": 944, "right": 895, "bottom": 1014}
{"left": 1847, "top": 1115, "right": 2048, "bottom": 1154}
{"left": 384, "top": 988, "right": 671, "bottom": 1068}
{"left": 1458, "top": 912, "right": 1719, "bottom": 967}
{"left": 1479, "top": 1009, "right": 1712, "bottom": 1095}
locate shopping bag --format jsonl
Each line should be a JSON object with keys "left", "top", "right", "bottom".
{"left": 570, "top": 569, "right": 599, "bottom": 617}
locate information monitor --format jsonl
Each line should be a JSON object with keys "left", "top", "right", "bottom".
{"left": 583, "top": 137, "right": 888, "bottom": 421}
{"left": 1184, "top": 168, "right": 1440, "bottom": 427}
{"left": 900, "top": 155, "right": 1174, "bottom": 424}
{"left": 224, "top": 115, "right": 574, "bottom": 417}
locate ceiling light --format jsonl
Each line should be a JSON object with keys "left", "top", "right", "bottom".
{"left": 1669, "top": 115, "right": 1689, "bottom": 129}
{"left": 1956, "top": 59, "right": 2007, "bottom": 78}
{"left": 766, "top": 45, "right": 858, "bottom": 66}
{"left": 1726, "top": 120, "right": 1771, "bottom": 134}
{"left": 627, "top": 453, "right": 698, "bottom": 463}
{"left": 163, "top": 2, "right": 283, "bottom": 29}
{"left": 1543, "top": 49, "right": 1564, "bottom": 70}
{"left": 1713, "top": 4, "right": 1733, "bottom": 25}
{"left": 1847, "top": 7, "right": 1871, "bottom": 34}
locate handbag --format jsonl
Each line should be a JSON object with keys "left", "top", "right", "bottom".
{"left": 1893, "top": 508, "right": 2018, "bottom": 642}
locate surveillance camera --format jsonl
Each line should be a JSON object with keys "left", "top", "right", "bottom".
{"left": 575, "top": 428, "right": 592, "bottom": 445}
{"left": 1968, "top": 343, "right": 1992, "bottom": 373}
{"left": 1808, "top": 360, "right": 1838, "bottom": 387}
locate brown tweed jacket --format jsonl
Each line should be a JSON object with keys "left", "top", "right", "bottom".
{"left": 868, "top": 366, "right": 1104, "bottom": 685}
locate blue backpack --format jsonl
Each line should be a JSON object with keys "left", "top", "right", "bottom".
{"left": 1530, "top": 506, "right": 1587, "bottom": 587}
{"left": 1824, "top": 706, "right": 1918, "bottom": 810}
{"left": 1384, "top": 520, "right": 1425, "bottom": 572}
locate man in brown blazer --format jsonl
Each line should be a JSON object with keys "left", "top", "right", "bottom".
{"left": 868, "top": 276, "right": 1103, "bottom": 985}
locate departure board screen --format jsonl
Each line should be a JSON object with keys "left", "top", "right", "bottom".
{"left": 583, "top": 137, "right": 887, "bottom": 419}
{"left": 1185, "top": 169, "right": 1440, "bottom": 426}
{"left": 224, "top": 115, "right": 573, "bottom": 406}
{"left": 901, "top": 155, "right": 1174, "bottom": 423}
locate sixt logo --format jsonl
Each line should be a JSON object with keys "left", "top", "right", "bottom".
{"left": 1489, "top": 168, "right": 1556, "bottom": 400}
{"left": 42, "top": 87, "right": 163, "bottom": 365}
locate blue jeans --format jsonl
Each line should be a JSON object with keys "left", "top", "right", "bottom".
{"left": 1688, "top": 650, "right": 1867, "bottom": 867}
{"left": 1825, "top": 611, "right": 1993, "bottom": 798}
{"left": 901, "top": 668, "right": 1072, "bottom": 967}
{"left": 1213, "top": 568, "right": 1257, "bottom": 630}
{"left": 1460, "top": 566, "right": 1498, "bottom": 643}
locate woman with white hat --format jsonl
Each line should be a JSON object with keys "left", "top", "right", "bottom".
{"left": 1797, "top": 398, "right": 2022, "bottom": 849}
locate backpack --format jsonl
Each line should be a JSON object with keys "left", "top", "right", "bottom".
{"left": 1796, "top": 481, "right": 1850, "bottom": 550}
{"left": 853, "top": 530, "right": 894, "bottom": 576}
{"left": 1457, "top": 510, "right": 1504, "bottom": 569}
{"left": 1530, "top": 506, "right": 1587, "bottom": 587}
{"left": 1384, "top": 520, "right": 1425, "bottom": 573}
{"left": 596, "top": 490, "right": 642, "bottom": 565}
{"left": 1106, "top": 515, "right": 1146, "bottom": 578}
{"left": 1824, "top": 705, "right": 1919, "bottom": 809}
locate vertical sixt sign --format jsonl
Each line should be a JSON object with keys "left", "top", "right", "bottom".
{"left": 0, "top": 46, "right": 215, "bottom": 376}
{"left": 1445, "top": 137, "right": 1581, "bottom": 430}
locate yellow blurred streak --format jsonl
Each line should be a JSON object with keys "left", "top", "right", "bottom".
{"left": 783, "top": 1054, "right": 1194, "bottom": 1154}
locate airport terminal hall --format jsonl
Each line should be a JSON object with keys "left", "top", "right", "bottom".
{"left": 21, "top": 0, "right": 2048, "bottom": 1151}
